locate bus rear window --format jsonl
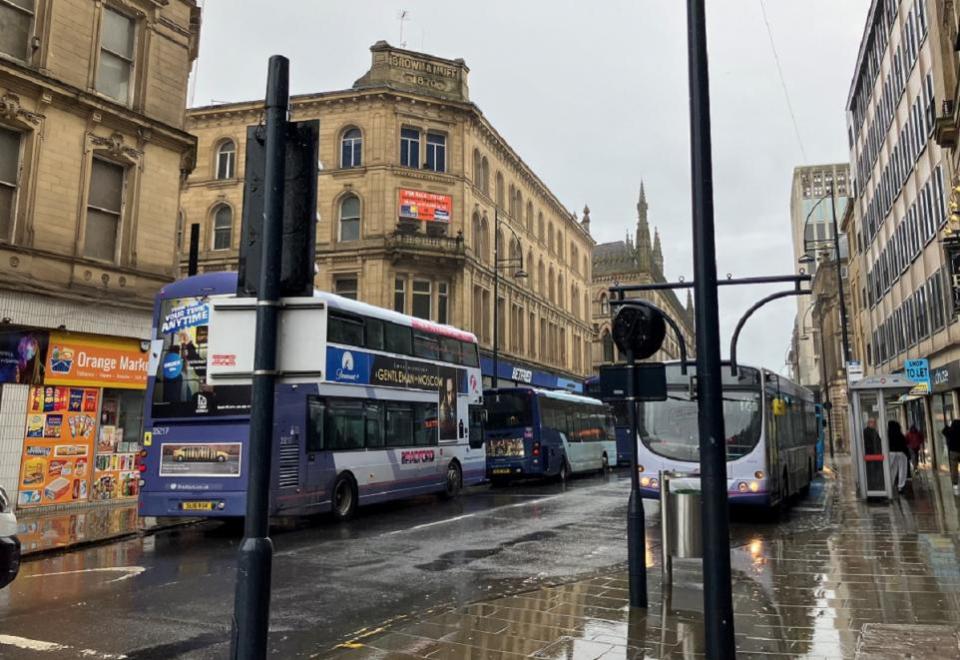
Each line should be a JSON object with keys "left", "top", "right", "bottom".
{"left": 485, "top": 391, "right": 533, "bottom": 429}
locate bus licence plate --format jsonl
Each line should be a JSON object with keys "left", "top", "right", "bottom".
{"left": 492, "top": 468, "right": 512, "bottom": 475}
{"left": 182, "top": 501, "right": 214, "bottom": 511}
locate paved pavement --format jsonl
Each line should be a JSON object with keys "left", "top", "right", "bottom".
{"left": 1, "top": 459, "right": 957, "bottom": 658}
{"left": 327, "top": 459, "right": 960, "bottom": 659}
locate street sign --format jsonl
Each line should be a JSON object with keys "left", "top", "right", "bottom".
{"left": 846, "top": 361, "right": 864, "bottom": 383}
{"left": 598, "top": 363, "right": 667, "bottom": 401}
{"left": 905, "top": 358, "right": 931, "bottom": 396}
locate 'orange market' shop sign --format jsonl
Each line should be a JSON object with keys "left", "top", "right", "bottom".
{"left": 44, "top": 332, "right": 149, "bottom": 389}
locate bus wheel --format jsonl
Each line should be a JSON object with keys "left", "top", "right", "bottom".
{"left": 442, "top": 461, "right": 462, "bottom": 499}
{"left": 332, "top": 474, "right": 357, "bottom": 522}
{"left": 558, "top": 458, "right": 571, "bottom": 483}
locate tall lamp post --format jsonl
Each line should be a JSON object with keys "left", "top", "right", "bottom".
{"left": 492, "top": 208, "right": 527, "bottom": 389}
{"left": 799, "top": 186, "right": 851, "bottom": 364}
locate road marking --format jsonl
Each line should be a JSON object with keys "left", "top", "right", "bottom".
{"left": 24, "top": 566, "right": 145, "bottom": 583}
{"left": 0, "top": 634, "right": 127, "bottom": 658}
{"left": 383, "top": 494, "right": 565, "bottom": 536}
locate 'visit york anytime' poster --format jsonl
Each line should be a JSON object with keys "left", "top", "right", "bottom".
{"left": 18, "top": 386, "right": 98, "bottom": 507}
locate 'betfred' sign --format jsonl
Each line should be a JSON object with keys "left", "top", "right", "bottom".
{"left": 399, "top": 189, "right": 452, "bottom": 223}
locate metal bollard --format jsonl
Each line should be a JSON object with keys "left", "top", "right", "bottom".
{"left": 660, "top": 470, "right": 704, "bottom": 585}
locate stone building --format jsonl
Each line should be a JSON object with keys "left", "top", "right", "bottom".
{"left": 0, "top": 0, "right": 200, "bottom": 514}
{"left": 181, "top": 42, "right": 594, "bottom": 391}
{"left": 845, "top": 0, "right": 957, "bottom": 467}
{"left": 591, "top": 183, "right": 695, "bottom": 370}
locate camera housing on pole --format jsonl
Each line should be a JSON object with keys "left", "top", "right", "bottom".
{"left": 602, "top": 301, "right": 669, "bottom": 609}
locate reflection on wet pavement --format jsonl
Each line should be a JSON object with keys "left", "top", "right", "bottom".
{"left": 16, "top": 502, "right": 191, "bottom": 555}
{"left": 328, "top": 459, "right": 960, "bottom": 659}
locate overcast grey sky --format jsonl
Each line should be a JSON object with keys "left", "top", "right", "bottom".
{"left": 192, "top": 0, "right": 870, "bottom": 374}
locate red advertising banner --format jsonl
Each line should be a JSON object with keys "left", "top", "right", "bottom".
{"left": 398, "top": 189, "right": 452, "bottom": 223}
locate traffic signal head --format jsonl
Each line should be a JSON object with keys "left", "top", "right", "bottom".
{"left": 612, "top": 302, "right": 667, "bottom": 360}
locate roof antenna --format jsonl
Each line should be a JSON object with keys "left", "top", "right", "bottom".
{"left": 398, "top": 10, "right": 409, "bottom": 48}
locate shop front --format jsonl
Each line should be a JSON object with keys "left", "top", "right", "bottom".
{"left": 16, "top": 332, "right": 149, "bottom": 511}
{"left": 479, "top": 356, "right": 583, "bottom": 393}
{"left": 929, "top": 359, "right": 960, "bottom": 471}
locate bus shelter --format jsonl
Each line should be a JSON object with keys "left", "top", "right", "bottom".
{"left": 849, "top": 374, "right": 917, "bottom": 500}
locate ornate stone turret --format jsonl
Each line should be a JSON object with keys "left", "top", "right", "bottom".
{"left": 635, "top": 182, "right": 652, "bottom": 270}
{"left": 653, "top": 228, "right": 664, "bottom": 273}
{"left": 581, "top": 204, "right": 591, "bottom": 234}
{"left": 686, "top": 289, "right": 694, "bottom": 320}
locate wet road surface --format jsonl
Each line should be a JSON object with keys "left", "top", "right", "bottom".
{"left": 0, "top": 467, "right": 837, "bottom": 658}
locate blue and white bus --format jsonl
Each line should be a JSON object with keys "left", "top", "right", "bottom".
{"left": 636, "top": 362, "right": 817, "bottom": 510}
{"left": 139, "top": 272, "right": 485, "bottom": 520}
{"left": 484, "top": 388, "right": 616, "bottom": 483}
{"left": 585, "top": 376, "right": 630, "bottom": 466}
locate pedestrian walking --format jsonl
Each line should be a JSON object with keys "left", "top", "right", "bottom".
{"left": 906, "top": 425, "right": 924, "bottom": 473}
{"left": 888, "top": 420, "right": 910, "bottom": 494}
{"left": 944, "top": 419, "right": 960, "bottom": 496}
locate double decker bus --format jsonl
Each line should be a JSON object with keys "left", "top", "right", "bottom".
{"left": 139, "top": 272, "right": 485, "bottom": 520}
{"left": 635, "top": 362, "right": 817, "bottom": 510}
{"left": 484, "top": 388, "right": 616, "bottom": 483}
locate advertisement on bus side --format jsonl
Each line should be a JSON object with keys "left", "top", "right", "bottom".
{"left": 158, "top": 442, "right": 242, "bottom": 477}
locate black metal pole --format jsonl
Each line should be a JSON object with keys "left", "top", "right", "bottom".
{"left": 230, "top": 55, "right": 288, "bottom": 660}
{"left": 686, "top": 1, "right": 735, "bottom": 657}
{"left": 187, "top": 224, "right": 199, "bottom": 276}
{"left": 625, "top": 349, "right": 647, "bottom": 608}
{"left": 493, "top": 208, "right": 499, "bottom": 389}
{"left": 829, "top": 190, "right": 851, "bottom": 365}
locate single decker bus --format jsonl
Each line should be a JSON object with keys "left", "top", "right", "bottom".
{"left": 484, "top": 388, "right": 616, "bottom": 484}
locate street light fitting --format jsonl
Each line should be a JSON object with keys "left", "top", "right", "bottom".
{"left": 513, "top": 269, "right": 528, "bottom": 279}
{"left": 798, "top": 254, "right": 815, "bottom": 265}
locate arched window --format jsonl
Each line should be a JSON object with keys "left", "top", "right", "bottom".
{"left": 538, "top": 213, "right": 545, "bottom": 242}
{"left": 216, "top": 140, "right": 236, "bottom": 180}
{"left": 176, "top": 210, "right": 185, "bottom": 252}
{"left": 571, "top": 243, "right": 578, "bottom": 272}
{"left": 602, "top": 330, "right": 614, "bottom": 363}
{"left": 496, "top": 172, "right": 505, "bottom": 208}
{"left": 526, "top": 202, "right": 534, "bottom": 233}
{"left": 571, "top": 285, "right": 578, "bottom": 317}
{"left": 473, "top": 149, "right": 482, "bottom": 185}
{"left": 548, "top": 224, "right": 554, "bottom": 254}
{"left": 584, "top": 292, "right": 590, "bottom": 321}
{"left": 548, "top": 266, "right": 555, "bottom": 302}
{"left": 583, "top": 255, "right": 589, "bottom": 276}
{"left": 212, "top": 205, "right": 232, "bottom": 250}
{"left": 509, "top": 237, "right": 520, "bottom": 263}
{"left": 557, "top": 275, "right": 564, "bottom": 308}
{"left": 515, "top": 189, "right": 523, "bottom": 220}
{"left": 481, "top": 157, "right": 490, "bottom": 195}
{"left": 508, "top": 184, "right": 515, "bottom": 216}
{"left": 341, "top": 128, "right": 362, "bottom": 168}
{"left": 480, "top": 215, "right": 490, "bottom": 263}
{"left": 600, "top": 293, "right": 609, "bottom": 315}
{"left": 527, "top": 249, "right": 534, "bottom": 287}
{"left": 339, "top": 194, "right": 360, "bottom": 241}
{"left": 496, "top": 228, "right": 504, "bottom": 259}
{"left": 473, "top": 212, "right": 487, "bottom": 263}
{"left": 538, "top": 259, "right": 545, "bottom": 296}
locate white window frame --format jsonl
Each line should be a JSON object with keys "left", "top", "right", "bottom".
{"left": 96, "top": 6, "right": 136, "bottom": 106}
{"left": 0, "top": 0, "right": 35, "bottom": 62}
{"left": 216, "top": 140, "right": 236, "bottom": 180}
{"left": 412, "top": 279, "right": 432, "bottom": 320}
{"left": 0, "top": 124, "right": 23, "bottom": 242}
{"left": 338, "top": 194, "right": 361, "bottom": 242}
{"left": 84, "top": 156, "right": 126, "bottom": 262}
{"left": 212, "top": 204, "right": 232, "bottom": 251}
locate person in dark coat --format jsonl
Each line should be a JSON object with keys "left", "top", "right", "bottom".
{"left": 944, "top": 419, "right": 960, "bottom": 495}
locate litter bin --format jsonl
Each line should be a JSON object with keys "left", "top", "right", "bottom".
{"left": 660, "top": 471, "right": 703, "bottom": 585}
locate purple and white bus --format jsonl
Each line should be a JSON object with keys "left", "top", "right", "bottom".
{"left": 636, "top": 362, "right": 817, "bottom": 510}
{"left": 139, "top": 272, "right": 485, "bottom": 520}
